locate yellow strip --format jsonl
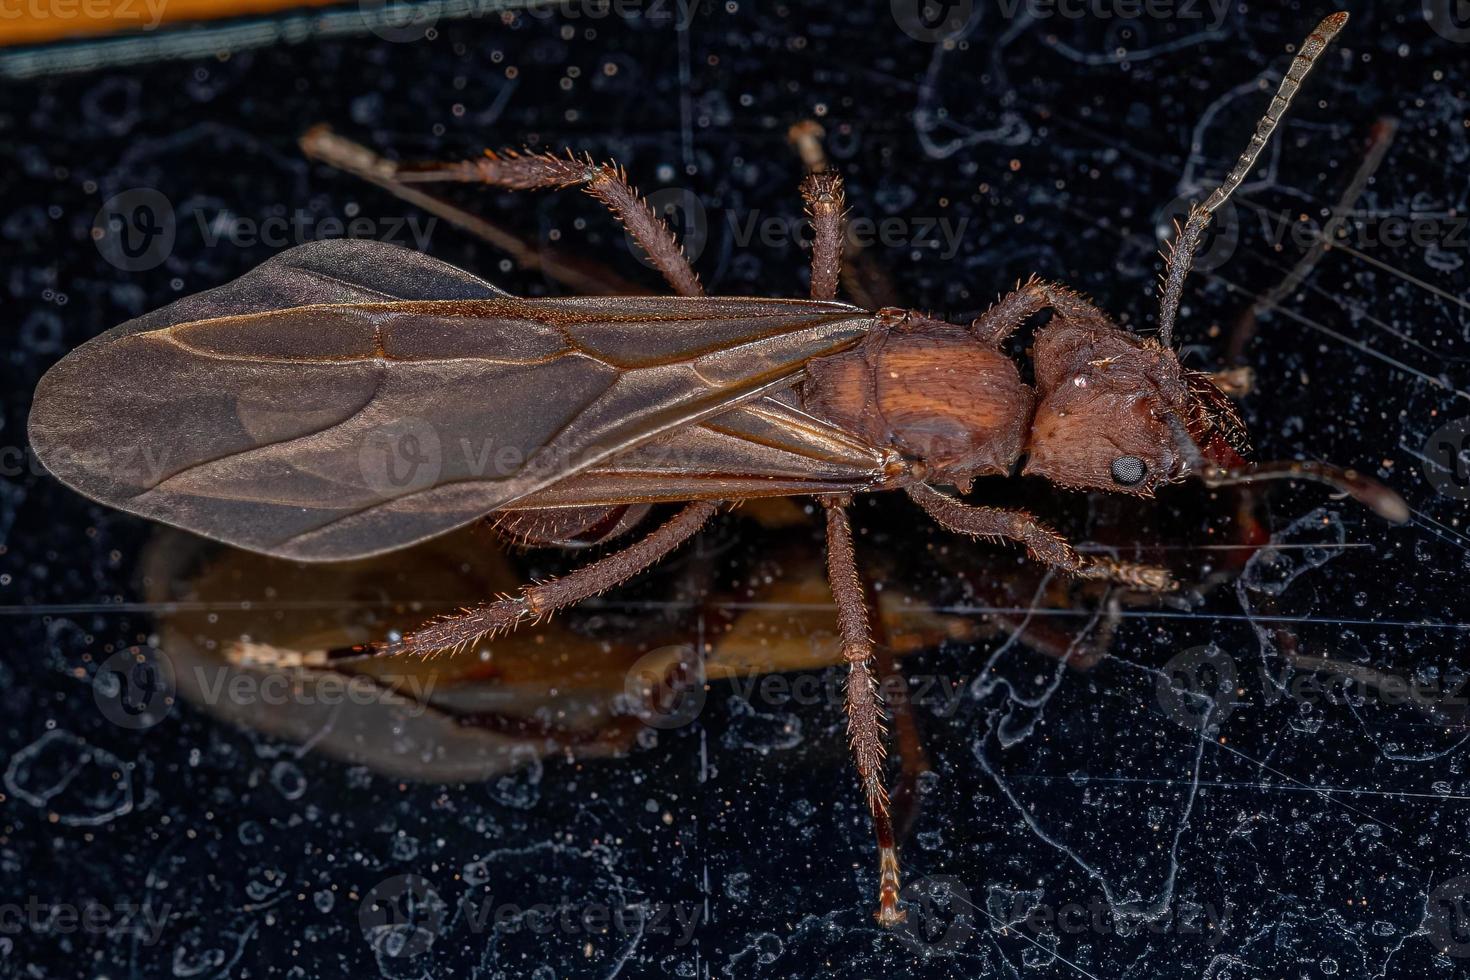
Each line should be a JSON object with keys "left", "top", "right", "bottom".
{"left": 0, "top": 0, "right": 346, "bottom": 47}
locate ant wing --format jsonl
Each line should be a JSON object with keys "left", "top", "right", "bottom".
{"left": 30, "top": 240, "right": 874, "bottom": 561}
{"left": 509, "top": 393, "right": 906, "bottom": 509}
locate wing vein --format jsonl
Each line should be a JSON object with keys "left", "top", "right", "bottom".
{"left": 130, "top": 361, "right": 390, "bottom": 497}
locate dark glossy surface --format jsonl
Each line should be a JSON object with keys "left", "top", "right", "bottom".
{"left": 3, "top": 2, "right": 1468, "bottom": 977}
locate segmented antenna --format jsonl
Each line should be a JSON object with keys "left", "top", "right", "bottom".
{"left": 1156, "top": 12, "right": 1349, "bottom": 348}
{"left": 1161, "top": 412, "right": 1410, "bottom": 523}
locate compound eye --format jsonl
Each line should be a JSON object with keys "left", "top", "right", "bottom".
{"left": 1110, "top": 455, "right": 1148, "bottom": 487}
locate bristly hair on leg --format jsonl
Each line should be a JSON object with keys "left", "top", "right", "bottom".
{"left": 394, "top": 145, "right": 704, "bottom": 296}
{"left": 375, "top": 501, "right": 721, "bottom": 659}
{"left": 381, "top": 591, "right": 533, "bottom": 659}
{"left": 822, "top": 500, "right": 906, "bottom": 926}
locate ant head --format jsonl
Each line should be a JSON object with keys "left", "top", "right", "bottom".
{"left": 1021, "top": 318, "right": 1247, "bottom": 495}
{"left": 1017, "top": 14, "right": 1410, "bottom": 521}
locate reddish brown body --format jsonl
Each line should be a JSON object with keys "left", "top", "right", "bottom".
{"left": 28, "top": 12, "right": 1402, "bottom": 929}
{"left": 803, "top": 313, "right": 1033, "bottom": 489}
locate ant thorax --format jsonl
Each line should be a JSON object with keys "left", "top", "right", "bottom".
{"left": 801, "top": 319, "right": 1033, "bottom": 489}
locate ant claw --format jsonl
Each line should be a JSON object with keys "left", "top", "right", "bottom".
{"left": 1078, "top": 558, "right": 1176, "bottom": 592}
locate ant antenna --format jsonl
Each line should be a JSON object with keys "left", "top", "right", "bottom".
{"left": 1156, "top": 12, "right": 1349, "bottom": 348}
{"left": 1161, "top": 412, "right": 1409, "bottom": 523}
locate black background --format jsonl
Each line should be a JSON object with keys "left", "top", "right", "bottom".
{"left": 4, "top": 0, "right": 1470, "bottom": 976}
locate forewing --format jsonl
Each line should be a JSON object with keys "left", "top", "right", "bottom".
{"left": 30, "top": 240, "right": 874, "bottom": 561}
{"left": 513, "top": 394, "right": 907, "bottom": 507}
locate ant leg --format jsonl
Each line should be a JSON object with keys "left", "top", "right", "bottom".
{"left": 787, "top": 121, "right": 899, "bottom": 309}
{"left": 800, "top": 171, "right": 845, "bottom": 302}
{"left": 348, "top": 501, "right": 721, "bottom": 660}
{"left": 300, "top": 126, "right": 644, "bottom": 296}
{"left": 792, "top": 158, "right": 933, "bottom": 844}
{"left": 868, "top": 597, "right": 932, "bottom": 847}
{"left": 970, "top": 275, "right": 1116, "bottom": 345}
{"left": 394, "top": 148, "right": 703, "bottom": 297}
{"left": 822, "top": 498, "right": 905, "bottom": 927}
{"left": 906, "top": 483, "right": 1176, "bottom": 591}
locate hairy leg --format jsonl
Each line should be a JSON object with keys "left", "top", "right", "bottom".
{"left": 970, "top": 274, "right": 1117, "bottom": 346}
{"left": 800, "top": 171, "right": 845, "bottom": 302}
{"left": 373, "top": 502, "right": 720, "bottom": 659}
{"left": 796, "top": 162, "right": 932, "bottom": 861}
{"left": 864, "top": 581, "right": 933, "bottom": 858}
{"left": 795, "top": 161, "right": 936, "bottom": 841}
{"left": 397, "top": 148, "right": 703, "bottom": 297}
{"left": 906, "top": 483, "right": 1175, "bottom": 591}
{"left": 233, "top": 502, "right": 718, "bottom": 670}
{"left": 823, "top": 499, "right": 905, "bottom": 926}
{"left": 787, "top": 121, "right": 898, "bottom": 309}
{"left": 299, "top": 126, "right": 645, "bottom": 296}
